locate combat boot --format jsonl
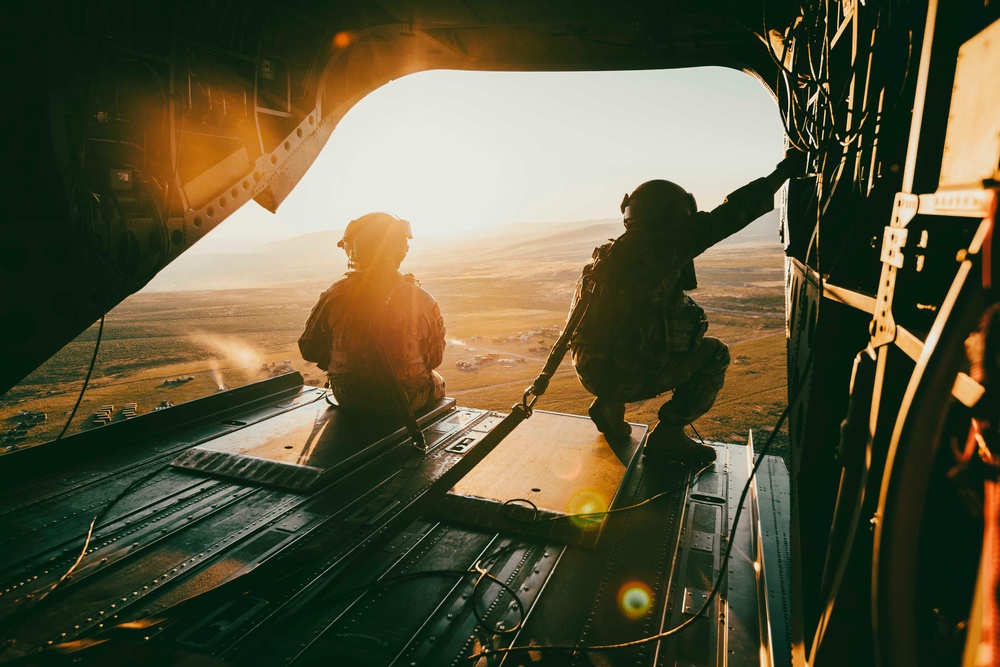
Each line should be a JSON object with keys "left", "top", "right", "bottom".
{"left": 588, "top": 398, "right": 632, "bottom": 441}
{"left": 644, "top": 423, "right": 716, "bottom": 469}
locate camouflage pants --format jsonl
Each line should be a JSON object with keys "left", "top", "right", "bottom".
{"left": 573, "top": 337, "right": 731, "bottom": 426}
{"left": 330, "top": 370, "right": 446, "bottom": 416}
{"left": 415, "top": 371, "right": 447, "bottom": 411}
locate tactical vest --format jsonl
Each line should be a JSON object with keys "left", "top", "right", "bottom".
{"left": 573, "top": 239, "right": 707, "bottom": 360}
{"left": 324, "top": 271, "right": 436, "bottom": 411}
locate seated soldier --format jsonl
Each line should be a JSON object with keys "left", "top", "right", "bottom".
{"left": 298, "top": 212, "right": 446, "bottom": 415}
{"left": 571, "top": 154, "right": 800, "bottom": 467}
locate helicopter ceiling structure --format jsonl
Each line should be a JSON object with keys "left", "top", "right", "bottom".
{"left": 1, "top": 0, "right": 788, "bottom": 398}
{"left": 4, "top": 0, "right": 1000, "bottom": 665}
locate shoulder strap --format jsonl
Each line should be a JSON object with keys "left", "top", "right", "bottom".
{"left": 369, "top": 276, "right": 426, "bottom": 451}
{"left": 524, "top": 237, "right": 619, "bottom": 405}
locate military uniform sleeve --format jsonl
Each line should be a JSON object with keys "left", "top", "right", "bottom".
{"left": 669, "top": 177, "right": 776, "bottom": 262}
{"left": 298, "top": 288, "right": 334, "bottom": 368}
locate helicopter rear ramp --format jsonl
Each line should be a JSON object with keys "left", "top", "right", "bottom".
{"left": 0, "top": 376, "right": 791, "bottom": 666}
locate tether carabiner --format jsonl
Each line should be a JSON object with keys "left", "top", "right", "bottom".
{"left": 521, "top": 387, "right": 540, "bottom": 416}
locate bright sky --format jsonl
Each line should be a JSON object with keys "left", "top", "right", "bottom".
{"left": 207, "top": 66, "right": 784, "bottom": 243}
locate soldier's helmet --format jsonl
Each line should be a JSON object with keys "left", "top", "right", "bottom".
{"left": 621, "top": 180, "right": 697, "bottom": 228}
{"left": 338, "top": 212, "right": 413, "bottom": 269}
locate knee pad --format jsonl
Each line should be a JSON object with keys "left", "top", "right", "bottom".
{"left": 703, "top": 338, "right": 730, "bottom": 370}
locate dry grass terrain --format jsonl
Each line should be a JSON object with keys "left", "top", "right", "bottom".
{"left": 0, "top": 221, "right": 788, "bottom": 457}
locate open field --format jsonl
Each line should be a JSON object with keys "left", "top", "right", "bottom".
{"left": 1, "top": 227, "right": 788, "bottom": 456}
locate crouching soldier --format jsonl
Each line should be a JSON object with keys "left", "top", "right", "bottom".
{"left": 299, "top": 212, "right": 446, "bottom": 415}
{"left": 571, "top": 154, "right": 801, "bottom": 467}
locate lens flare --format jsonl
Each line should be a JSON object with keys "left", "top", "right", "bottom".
{"left": 333, "top": 31, "right": 353, "bottom": 48}
{"left": 617, "top": 581, "right": 653, "bottom": 620}
{"left": 567, "top": 490, "right": 608, "bottom": 528}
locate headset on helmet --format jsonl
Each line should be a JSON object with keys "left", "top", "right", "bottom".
{"left": 338, "top": 212, "right": 413, "bottom": 269}
{"left": 620, "top": 180, "right": 697, "bottom": 228}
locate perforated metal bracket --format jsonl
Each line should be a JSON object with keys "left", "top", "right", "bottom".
{"left": 918, "top": 189, "right": 995, "bottom": 218}
{"left": 879, "top": 226, "right": 908, "bottom": 269}
{"left": 890, "top": 192, "right": 920, "bottom": 227}
{"left": 870, "top": 193, "right": 919, "bottom": 348}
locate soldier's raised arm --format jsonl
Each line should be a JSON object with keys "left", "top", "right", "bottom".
{"left": 683, "top": 149, "right": 805, "bottom": 257}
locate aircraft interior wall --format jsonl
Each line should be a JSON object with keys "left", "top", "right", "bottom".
{"left": 4, "top": 1, "right": 1000, "bottom": 665}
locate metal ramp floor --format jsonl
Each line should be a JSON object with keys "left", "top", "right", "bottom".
{"left": 0, "top": 378, "right": 792, "bottom": 667}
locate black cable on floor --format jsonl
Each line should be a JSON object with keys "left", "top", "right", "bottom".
{"left": 52, "top": 313, "right": 106, "bottom": 442}
{"left": 0, "top": 462, "right": 171, "bottom": 644}
{"left": 499, "top": 461, "right": 712, "bottom": 525}
{"left": 463, "top": 402, "right": 792, "bottom": 662}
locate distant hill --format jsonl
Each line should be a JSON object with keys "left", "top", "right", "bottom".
{"left": 142, "top": 210, "right": 781, "bottom": 292}
{"left": 433, "top": 210, "right": 779, "bottom": 246}
{"left": 410, "top": 222, "right": 620, "bottom": 274}
{"left": 722, "top": 210, "right": 780, "bottom": 245}
{"left": 249, "top": 230, "right": 344, "bottom": 258}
